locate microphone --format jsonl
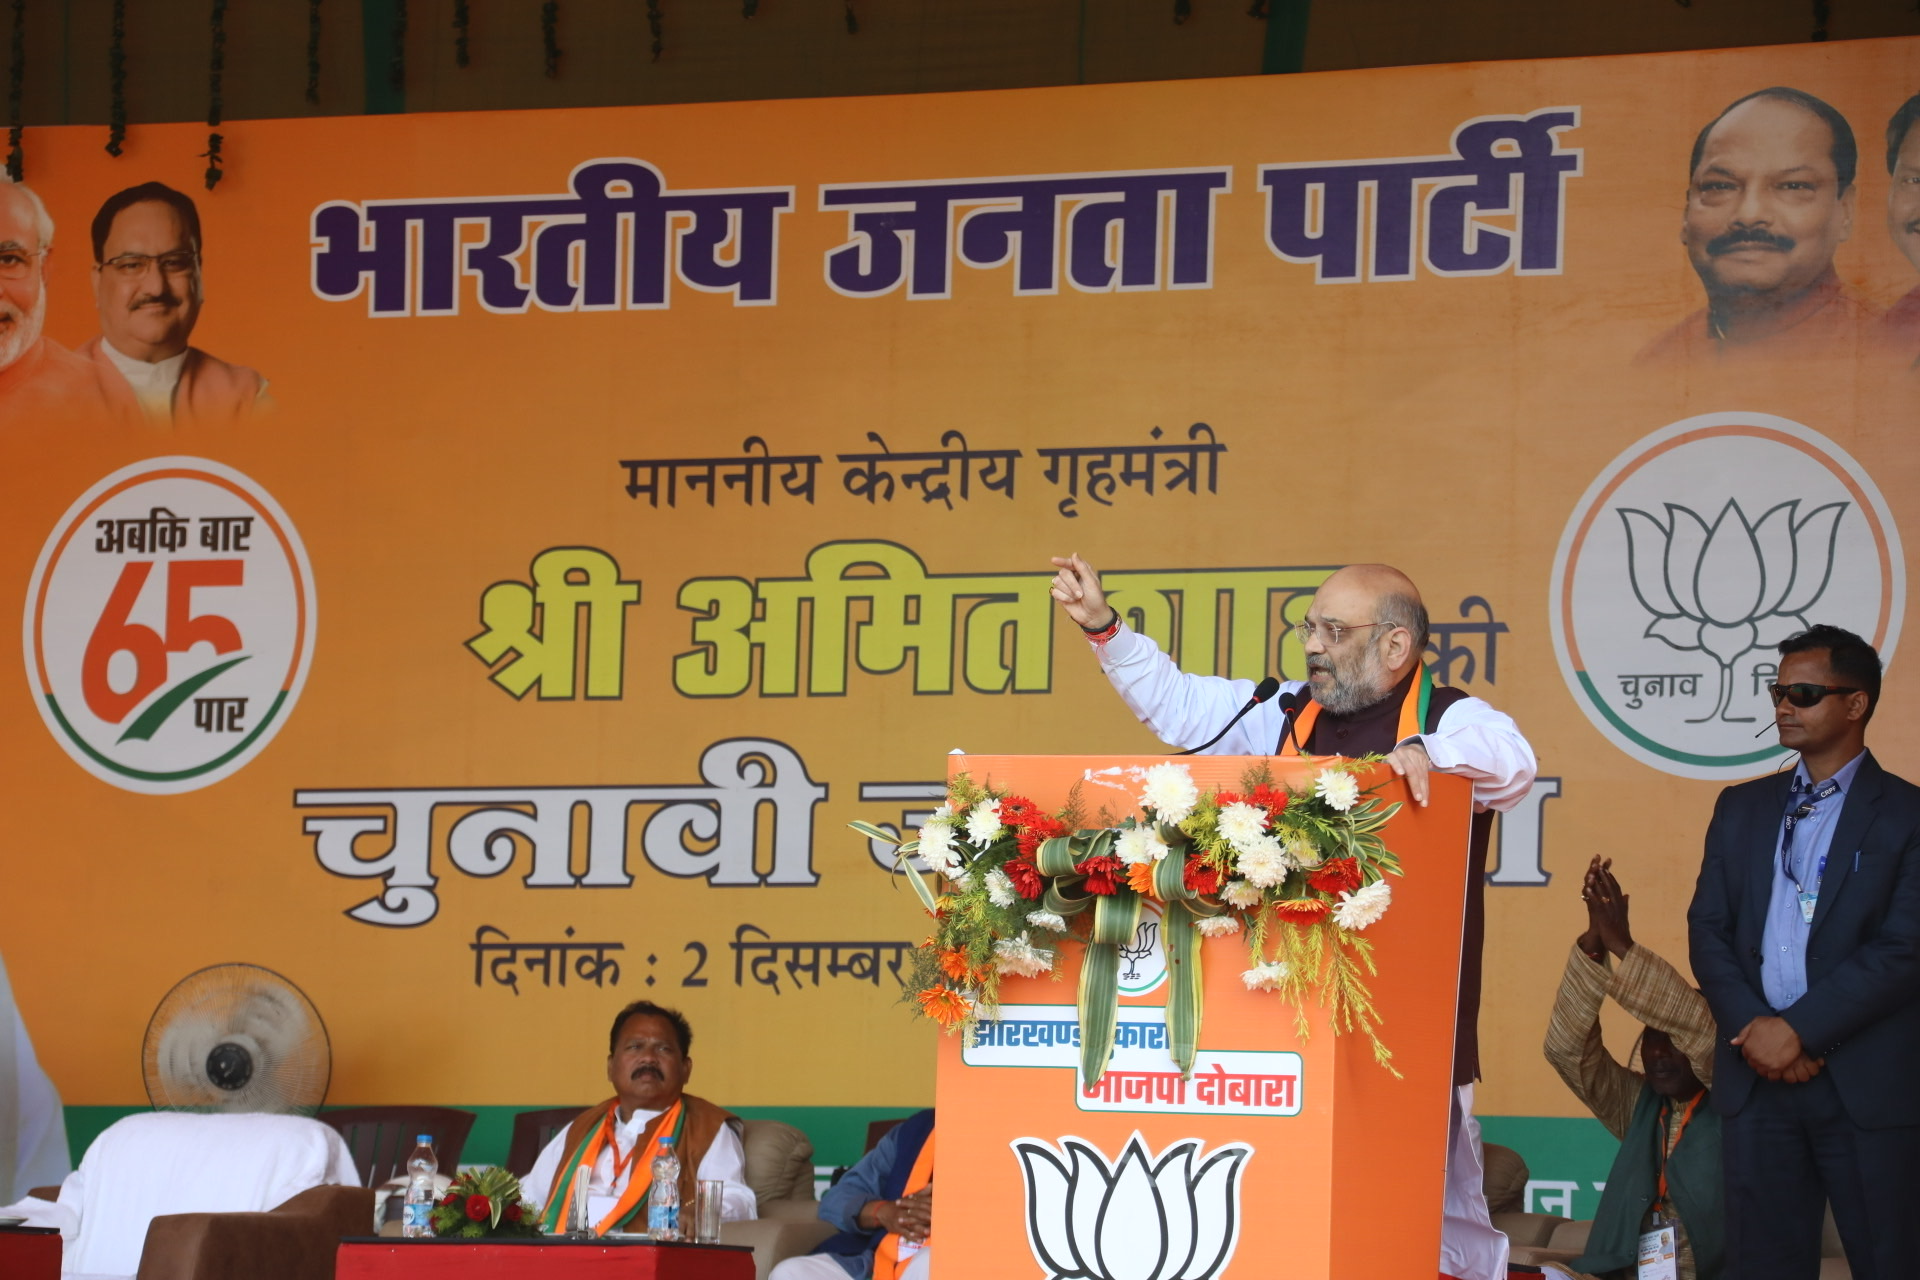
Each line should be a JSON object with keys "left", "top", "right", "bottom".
{"left": 1274, "top": 688, "right": 1309, "bottom": 756}
{"left": 1177, "top": 676, "right": 1281, "bottom": 756}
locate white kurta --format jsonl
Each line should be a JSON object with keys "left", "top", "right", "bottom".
{"left": 1095, "top": 624, "right": 1537, "bottom": 811}
{"left": 97, "top": 338, "right": 187, "bottom": 419}
{"left": 1094, "top": 623, "right": 1533, "bottom": 1280}
{"left": 0, "top": 948, "right": 71, "bottom": 1203}
{"left": 522, "top": 1103, "right": 757, "bottom": 1224}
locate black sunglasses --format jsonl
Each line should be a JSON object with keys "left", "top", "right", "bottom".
{"left": 1767, "top": 682, "right": 1862, "bottom": 708}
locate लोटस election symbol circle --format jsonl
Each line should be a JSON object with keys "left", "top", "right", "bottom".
{"left": 1550, "top": 413, "right": 1903, "bottom": 782}
{"left": 1116, "top": 897, "right": 1169, "bottom": 998}
{"left": 23, "top": 457, "right": 317, "bottom": 795}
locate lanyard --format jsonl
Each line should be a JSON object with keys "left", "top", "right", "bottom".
{"left": 1779, "top": 777, "right": 1841, "bottom": 898}
{"left": 1653, "top": 1091, "right": 1703, "bottom": 1205}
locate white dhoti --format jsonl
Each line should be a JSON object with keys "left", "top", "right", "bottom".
{"left": 770, "top": 1250, "right": 932, "bottom": 1280}
{"left": 1440, "top": 1082, "right": 1508, "bottom": 1280}
{"left": 0, "top": 948, "right": 71, "bottom": 1202}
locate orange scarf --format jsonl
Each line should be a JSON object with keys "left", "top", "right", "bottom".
{"left": 547, "top": 1098, "right": 686, "bottom": 1237}
{"left": 872, "top": 1127, "right": 935, "bottom": 1279}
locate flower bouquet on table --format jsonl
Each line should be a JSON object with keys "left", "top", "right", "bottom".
{"left": 426, "top": 1167, "right": 543, "bottom": 1238}
{"left": 852, "top": 759, "right": 1405, "bottom": 1084}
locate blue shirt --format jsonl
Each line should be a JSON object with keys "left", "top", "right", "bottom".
{"left": 1761, "top": 751, "right": 1866, "bottom": 1010}
{"left": 815, "top": 1122, "right": 909, "bottom": 1279}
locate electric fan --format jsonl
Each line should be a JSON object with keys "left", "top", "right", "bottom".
{"left": 141, "top": 963, "right": 331, "bottom": 1115}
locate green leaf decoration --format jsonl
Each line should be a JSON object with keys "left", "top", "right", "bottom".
{"left": 847, "top": 820, "right": 902, "bottom": 846}
{"left": 1153, "top": 850, "right": 1192, "bottom": 901}
{"left": 1088, "top": 887, "right": 1142, "bottom": 946}
{"left": 1077, "top": 940, "right": 1121, "bottom": 1087}
{"left": 116, "top": 655, "right": 249, "bottom": 743}
{"left": 1163, "top": 900, "right": 1203, "bottom": 1078}
{"left": 1035, "top": 834, "right": 1080, "bottom": 877}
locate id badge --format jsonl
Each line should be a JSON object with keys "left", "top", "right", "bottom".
{"left": 1637, "top": 1220, "right": 1679, "bottom": 1280}
{"left": 1798, "top": 890, "right": 1818, "bottom": 924}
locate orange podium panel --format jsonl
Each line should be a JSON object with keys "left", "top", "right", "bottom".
{"left": 932, "top": 755, "right": 1472, "bottom": 1280}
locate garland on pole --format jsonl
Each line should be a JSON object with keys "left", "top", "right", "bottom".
{"left": 542, "top": 1, "right": 561, "bottom": 75}
{"left": 390, "top": 0, "right": 407, "bottom": 90}
{"left": 1811, "top": 0, "right": 1830, "bottom": 41}
{"left": 204, "top": 0, "right": 227, "bottom": 190}
{"left": 645, "top": 0, "right": 662, "bottom": 62}
{"left": 1246, "top": 0, "right": 1267, "bottom": 17}
{"left": 742, "top": 0, "right": 758, "bottom": 16}
{"left": 454, "top": 0, "right": 470, "bottom": 67}
{"left": 1173, "top": 0, "right": 1190, "bottom": 24}
{"left": 7, "top": 0, "right": 24, "bottom": 180}
{"left": 306, "top": 0, "right": 322, "bottom": 103}
{"left": 107, "top": 0, "right": 127, "bottom": 155}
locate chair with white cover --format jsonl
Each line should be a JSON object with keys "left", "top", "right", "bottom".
{"left": 45, "top": 1111, "right": 362, "bottom": 1280}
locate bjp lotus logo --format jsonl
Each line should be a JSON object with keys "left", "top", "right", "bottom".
{"left": 1619, "top": 498, "right": 1846, "bottom": 724}
{"left": 1012, "top": 1133, "right": 1251, "bottom": 1280}
{"left": 1552, "top": 413, "right": 1903, "bottom": 781}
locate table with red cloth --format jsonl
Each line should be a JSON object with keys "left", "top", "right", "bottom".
{"left": 0, "top": 1225, "right": 62, "bottom": 1280}
{"left": 336, "top": 1236, "right": 756, "bottom": 1279}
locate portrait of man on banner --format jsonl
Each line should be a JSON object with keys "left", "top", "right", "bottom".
{"left": 76, "top": 181, "right": 268, "bottom": 424}
{"left": 0, "top": 177, "right": 112, "bottom": 417}
{"left": 1639, "top": 86, "right": 1871, "bottom": 365}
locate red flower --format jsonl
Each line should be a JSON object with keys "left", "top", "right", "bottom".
{"left": 440, "top": 1192, "right": 459, "bottom": 1207}
{"left": 1307, "top": 857, "right": 1362, "bottom": 896}
{"left": 1077, "top": 854, "right": 1125, "bottom": 895}
{"left": 1248, "top": 784, "right": 1290, "bottom": 820}
{"left": 1003, "top": 857, "right": 1046, "bottom": 899}
{"left": 1273, "top": 898, "right": 1331, "bottom": 925}
{"left": 1014, "top": 814, "right": 1068, "bottom": 858}
{"left": 465, "top": 1194, "right": 491, "bottom": 1221}
{"left": 1184, "top": 856, "right": 1223, "bottom": 896}
{"left": 1211, "top": 789, "right": 1242, "bottom": 808}
{"left": 505, "top": 1202, "right": 523, "bottom": 1223}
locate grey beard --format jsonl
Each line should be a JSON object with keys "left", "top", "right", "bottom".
{"left": 1310, "top": 663, "right": 1390, "bottom": 716}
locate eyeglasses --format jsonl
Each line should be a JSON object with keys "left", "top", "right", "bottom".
{"left": 1291, "top": 620, "right": 1392, "bottom": 647}
{"left": 1766, "top": 682, "right": 1862, "bottom": 708}
{"left": 99, "top": 251, "right": 199, "bottom": 278}
{"left": 0, "top": 248, "right": 46, "bottom": 279}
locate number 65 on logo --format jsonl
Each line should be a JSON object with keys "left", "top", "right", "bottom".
{"left": 25, "top": 458, "right": 316, "bottom": 794}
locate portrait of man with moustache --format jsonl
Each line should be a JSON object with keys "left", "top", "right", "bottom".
{"left": 0, "top": 177, "right": 111, "bottom": 417}
{"left": 76, "top": 181, "right": 266, "bottom": 423}
{"left": 1639, "top": 87, "right": 1874, "bottom": 365}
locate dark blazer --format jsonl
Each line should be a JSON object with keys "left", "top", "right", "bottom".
{"left": 1687, "top": 751, "right": 1920, "bottom": 1125}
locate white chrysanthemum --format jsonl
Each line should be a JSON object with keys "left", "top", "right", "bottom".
{"left": 915, "top": 820, "right": 961, "bottom": 876}
{"left": 965, "top": 799, "right": 1005, "bottom": 846}
{"left": 1332, "top": 880, "right": 1392, "bottom": 930}
{"left": 1241, "top": 959, "right": 1290, "bottom": 992}
{"left": 1140, "top": 763, "right": 1200, "bottom": 824}
{"left": 1235, "top": 836, "right": 1292, "bottom": 888}
{"left": 1026, "top": 910, "right": 1069, "bottom": 933}
{"left": 1114, "top": 825, "right": 1170, "bottom": 866}
{"left": 1216, "top": 801, "right": 1270, "bottom": 850}
{"left": 992, "top": 931, "right": 1055, "bottom": 978}
{"left": 1314, "top": 769, "right": 1361, "bottom": 812}
{"left": 1194, "top": 913, "right": 1241, "bottom": 938}
{"left": 951, "top": 870, "right": 974, "bottom": 890}
{"left": 1284, "top": 833, "right": 1321, "bottom": 869}
{"left": 984, "top": 868, "right": 1018, "bottom": 908}
{"left": 1221, "top": 879, "right": 1263, "bottom": 908}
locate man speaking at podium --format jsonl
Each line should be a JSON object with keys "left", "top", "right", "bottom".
{"left": 1049, "top": 556, "right": 1537, "bottom": 1280}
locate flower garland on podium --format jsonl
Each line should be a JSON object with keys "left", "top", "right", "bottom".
{"left": 853, "top": 759, "right": 1405, "bottom": 1084}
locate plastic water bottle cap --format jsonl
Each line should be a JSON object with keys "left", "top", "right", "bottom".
{"left": 417, "top": 1135, "right": 432, "bottom": 1144}
{"left": 659, "top": 1135, "right": 676, "bottom": 1146}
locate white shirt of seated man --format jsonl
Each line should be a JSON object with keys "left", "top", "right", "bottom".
{"left": 521, "top": 1007, "right": 757, "bottom": 1225}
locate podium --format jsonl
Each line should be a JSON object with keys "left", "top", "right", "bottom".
{"left": 930, "top": 756, "right": 1473, "bottom": 1280}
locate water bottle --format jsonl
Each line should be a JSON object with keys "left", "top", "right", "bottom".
{"left": 646, "top": 1135, "right": 681, "bottom": 1241}
{"left": 402, "top": 1135, "right": 438, "bottom": 1238}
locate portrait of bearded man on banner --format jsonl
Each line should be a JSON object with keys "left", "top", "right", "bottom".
{"left": 0, "top": 177, "right": 112, "bottom": 417}
{"left": 76, "top": 181, "right": 268, "bottom": 424}
{"left": 1638, "top": 86, "right": 1873, "bottom": 365}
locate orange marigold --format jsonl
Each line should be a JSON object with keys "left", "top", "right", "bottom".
{"left": 1273, "top": 898, "right": 1331, "bottom": 925}
{"left": 937, "top": 948, "right": 975, "bottom": 982}
{"left": 1126, "top": 861, "right": 1159, "bottom": 898}
{"left": 917, "top": 984, "right": 972, "bottom": 1027}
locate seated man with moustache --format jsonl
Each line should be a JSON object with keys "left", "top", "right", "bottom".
{"left": 522, "top": 1000, "right": 756, "bottom": 1235}
{"left": 1542, "top": 859, "right": 1719, "bottom": 1280}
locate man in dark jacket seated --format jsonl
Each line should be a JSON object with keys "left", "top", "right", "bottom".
{"left": 772, "top": 1109, "right": 932, "bottom": 1280}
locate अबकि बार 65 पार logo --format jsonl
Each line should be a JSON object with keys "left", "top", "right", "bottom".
{"left": 23, "top": 457, "right": 316, "bottom": 794}
{"left": 1550, "top": 412, "right": 1902, "bottom": 782}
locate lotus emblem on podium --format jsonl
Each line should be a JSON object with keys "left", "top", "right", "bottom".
{"left": 1012, "top": 1132, "right": 1252, "bottom": 1280}
{"left": 1618, "top": 497, "right": 1847, "bottom": 723}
